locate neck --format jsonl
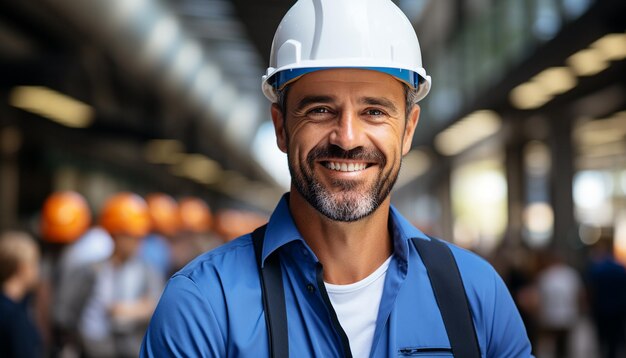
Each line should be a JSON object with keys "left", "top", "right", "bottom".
{"left": 2, "top": 279, "right": 26, "bottom": 302}
{"left": 289, "top": 189, "right": 393, "bottom": 285}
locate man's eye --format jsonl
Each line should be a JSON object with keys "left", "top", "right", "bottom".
{"left": 366, "top": 109, "right": 385, "bottom": 116}
{"left": 308, "top": 107, "right": 331, "bottom": 115}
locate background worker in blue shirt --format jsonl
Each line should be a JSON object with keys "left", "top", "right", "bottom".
{"left": 142, "top": 0, "right": 533, "bottom": 356}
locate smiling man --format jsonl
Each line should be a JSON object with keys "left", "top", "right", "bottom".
{"left": 141, "top": 0, "right": 533, "bottom": 357}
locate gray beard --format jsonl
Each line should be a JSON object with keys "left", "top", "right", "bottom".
{"left": 289, "top": 155, "right": 399, "bottom": 222}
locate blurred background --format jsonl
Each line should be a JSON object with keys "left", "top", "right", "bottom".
{"left": 0, "top": 0, "right": 625, "bottom": 357}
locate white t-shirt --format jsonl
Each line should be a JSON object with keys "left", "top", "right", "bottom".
{"left": 325, "top": 256, "right": 392, "bottom": 358}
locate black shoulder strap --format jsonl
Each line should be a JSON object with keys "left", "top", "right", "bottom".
{"left": 252, "top": 225, "right": 289, "bottom": 358}
{"left": 411, "top": 237, "right": 481, "bottom": 358}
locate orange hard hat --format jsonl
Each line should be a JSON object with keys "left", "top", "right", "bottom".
{"left": 178, "top": 197, "right": 212, "bottom": 233}
{"left": 100, "top": 192, "right": 151, "bottom": 238}
{"left": 146, "top": 193, "right": 180, "bottom": 236}
{"left": 40, "top": 191, "right": 91, "bottom": 244}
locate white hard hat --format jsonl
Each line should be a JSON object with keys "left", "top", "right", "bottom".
{"left": 261, "top": 0, "right": 432, "bottom": 103}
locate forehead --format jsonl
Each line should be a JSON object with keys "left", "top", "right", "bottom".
{"left": 287, "top": 68, "right": 405, "bottom": 101}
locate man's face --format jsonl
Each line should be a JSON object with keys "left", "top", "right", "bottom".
{"left": 271, "top": 69, "right": 420, "bottom": 222}
{"left": 113, "top": 233, "right": 142, "bottom": 261}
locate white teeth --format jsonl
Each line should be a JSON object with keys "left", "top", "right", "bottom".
{"left": 325, "top": 162, "right": 368, "bottom": 172}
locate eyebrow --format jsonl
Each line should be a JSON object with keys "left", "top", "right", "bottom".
{"left": 360, "top": 97, "right": 399, "bottom": 114}
{"left": 294, "top": 95, "right": 336, "bottom": 111}
{"left": 293, "top": 95, "right": 400, "bottom": 114}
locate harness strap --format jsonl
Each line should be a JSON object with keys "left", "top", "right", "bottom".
{"left": 252, "top": 225, "right": 289, "bottom": 358}
{"left": 252, "top": 224, "right": 480, "bottom": 358}
{"left": 411, "top": 237, "right": 481, "bottom": 358}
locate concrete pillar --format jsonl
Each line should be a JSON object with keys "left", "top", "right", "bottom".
{"left": 0, "top": 126, "right": 22, "bottom": 231}
{"left": 549, "top": 113, "right": 578, "bottom": 257}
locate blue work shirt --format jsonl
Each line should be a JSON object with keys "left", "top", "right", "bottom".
{"left": 141, "top": 194, "right": 532, "bottom": 357}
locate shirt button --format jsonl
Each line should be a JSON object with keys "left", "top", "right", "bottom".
{"left": 302, "top": 249, "right": 309, "bottom": 256}
{"left": 306, "top": 283, "right": 315, "bottom": 293}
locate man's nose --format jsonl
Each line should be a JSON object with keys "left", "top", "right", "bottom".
{"left": 328, "top": 111, "right": 364, "bottom": 151}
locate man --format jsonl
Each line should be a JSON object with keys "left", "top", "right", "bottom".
{"left": 142, "top": 0, "right": 533, "bottom": 356}
{"left": 0, "top": 231, "right": 42, "bottom": 358}
{"left": 36, "top": 191, "right": 113, "bottom": 356}
{"left": 536, "top": 252, "right": 583, "bottom": 358}
{"left": 588, "top": 239, "right": 626, "bottom": 358}
{"left": 56, "top": 193, "right": 163, "bottom": 358}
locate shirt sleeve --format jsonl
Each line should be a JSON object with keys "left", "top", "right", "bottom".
{"left": 485, "top": 271, "right": 534, "bottom": 358}
{"left": 140, "top": 274, "right": 226, "bottom": 357}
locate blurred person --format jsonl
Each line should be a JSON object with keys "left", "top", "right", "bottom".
{"left": 0, "top": 231, "right": 42, "bottom": 358}
{"left": 56, "top": 226, "right": 114, "bottom": 278}
{"left": 142, "top": 0, "right": 532, "bottom": 357}
{"left": 37, "top": 191, "right": 112, "bottom": 355}
{"left": 170, "top": 197, "right": 221, "bottom": 272}
{"left": 491, "top": 244, "right": 541, "bottom": 350}
{"left": 137, "top": 193, "right": 179, "bottom": 280}
{"left": 536, "top": 251, "right": 584, "bottom": 358}
{"left": 55, "top": 192, "right": 163, "bottom": 358}
{"left": 587, "top": 238, "right": 626, "bottom": 358}
{"left": 50, "top": 226, "right": 114, "bottom": 356}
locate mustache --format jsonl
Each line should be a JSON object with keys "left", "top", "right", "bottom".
{"left": 307, "top": 144, "right": 385, "bottom": 167}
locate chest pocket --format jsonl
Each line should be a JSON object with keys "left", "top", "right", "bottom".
{"left": 398, "top": 347, "right": 453, "bottom": 357}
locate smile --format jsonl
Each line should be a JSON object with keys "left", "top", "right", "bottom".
{"left": 324, "top": 161, "right": 370, "bottom": 172}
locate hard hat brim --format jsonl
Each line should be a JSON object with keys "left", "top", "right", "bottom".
{"left": 262, "top": 66, "right": 431, "bottom": 103}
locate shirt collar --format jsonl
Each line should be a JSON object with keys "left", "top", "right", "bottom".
{"left": 388, "top": 205, "right": 430, "bottom": 264}
{"left": 261, "top": 193, "right": 304, "bottom": 266}
{"left": 260, "top": 193, "right": 431, "bottom": 266}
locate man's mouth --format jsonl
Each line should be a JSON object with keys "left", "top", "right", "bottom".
{"left": 322, "top": 161, "right": 372, "bottom": 173}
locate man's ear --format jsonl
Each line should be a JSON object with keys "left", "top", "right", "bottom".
{"left": 271, "top": 103, "right": 288, "bottom": 153}
{"left": 402, "top": 104, "right": 420, "bottom": 155}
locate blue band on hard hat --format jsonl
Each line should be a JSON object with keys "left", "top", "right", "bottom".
{"left": 270, "top": 67, "right": 425, "bottom": 89}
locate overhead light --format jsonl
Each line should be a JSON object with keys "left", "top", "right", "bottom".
{"left": 575, "top": 110, "right": 626, "bottom": 147}
{"left": 167, "top": 41, "right": 203, "bottom": 84}
{"left": 567, "top": 48, "right": 610, "bottom": 76}
{"left": 171, "top": 153, "right": 222, "bottom": 185}
{"left": 144, "top": 139, "right": 185, "bottom": 164}
{"left": 579, "top": 224, "right": 602, "bottom": 245}
{"left": 591, "top": 33, "right": 626, "bottom": 61}
{"left": 9, "top": 86, "right": 94, "bottom": 128}
{"left": 579, "top": 141, "right": 626, "bottom": 159}
{"left": 142, "top": 16, "right": 180, "bottom": 63}
{"left": 577, "top": 129, "right": 624, "bottom": 147}
{"left": 523, "top": 202, "right": 554, "bottom": 244}
{"left": 509, "top": 82, "right": 552, "bottom": 110}
{"left": 435, "top": 110, "right": 502, "bottom": 156}
{"left": 224, "top": 96, "right": 259, "bottom": 145}
{"left": 208, "top": 84, "right": 238, "bottom": 120}
{"left": 533, "top": 67, "right": 577, "bottom": 95}
{"left": 190, "top": 65, "right": 222, "bottom": 104}
{"left": 509, "top": 67, "right": 577, "bottom": 110}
